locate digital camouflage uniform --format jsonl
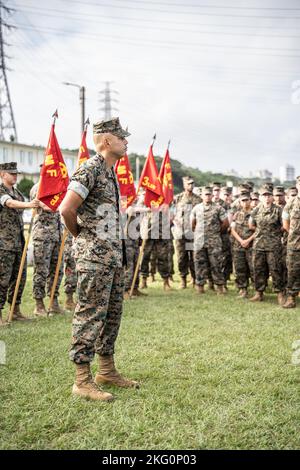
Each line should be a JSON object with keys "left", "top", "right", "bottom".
{"left": 124, "top": 208, "right": 141, "bottom": 292}
{"left": 30, "top": 183, "right": 63, "bottom": 300}
{"left": 141, "top": 209, "right": 171, "bottom": 280}
{"left": 0, "top": 183, "right": 26, "bottom": 311}
{"left": 68, "top": 153, "right": 125, "bottom": 364}
{"left": 231, "top": 209, "right": 254, "bottom": 289}
{"left": 250, "top": 203, "right": 283, "bottom": 293}
{"left": 173, "top": 192, "right": 201, "bottom": 280}
{"left": 191, "top": 202, "right": 227, "bottom": 286}
{"left": 282, "top": 196, "right": 300, "bottom": 296}
{"left": 215, "top": 199, "right": 232, "bottom": 282}
{"left": 64, "top": 231, "right": 77, "bottom": 295}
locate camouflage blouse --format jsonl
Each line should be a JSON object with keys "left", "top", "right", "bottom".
{"left": 68, "top": 153, "right": 124, "bottom": 268}
{"left": 0, "top": 183, "right": 25, "bottom": 251}
{"left": 282, "top": 196, "right": 300, "bottom": 250}
{"left": 30, "top": 183, "right": 62, "bottom": 242}
{"left": 231, "top": 209, "right": 254, "bottom": 251}
{"left": 250, "top": 203, "right": 282, "bottom": 251}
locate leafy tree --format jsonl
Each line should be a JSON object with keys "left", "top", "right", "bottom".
{"left": 17, "top": 178, "right": 34, "bottom": 198}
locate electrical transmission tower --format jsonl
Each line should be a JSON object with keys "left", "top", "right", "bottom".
{"left": 99, "top": 81, "right": 118, "bottom": 120}
{"left": 0, "top": 1, "right": 17, "bottom": 142}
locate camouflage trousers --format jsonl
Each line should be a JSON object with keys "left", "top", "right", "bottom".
{"left": 175, "top": 238, "right": 195, "bottom": 280}
{"left": 252, "top": 249, "right": 284, "bottom": 293}
{"left": 64, "top": 235, "right": 77, "bottom": 295}
{"left": 124, "top": 238, "right": 139, "bottom": 292}
{"left": 222, "top": 233, "right": 233, "bottom": 281}
{"left": 169, "top": 239, "right": 175, "bottom": 276}
{"left": 70, "top": 264, "right": 124, "bottom": 363}
{"left": 194, "top": 245, "right": 225, "bottom": 286}
{"left": 282, "top": 243, "right": 287, "bottom": 289}
{"left": 286, "top": 249, "right": 300, "bottom": 296}
{"left": 232, "top": 248, "right": 254, "bottom": 289}
{"left": 0, "top": 249, "right": 27, "bottom": 310}
{"left": 32, "top": 238, "right": 64, "bottom": 299}
{"left": 141, "top": 239, "right": 170, "bottom": 279}
{"left": 150, "top": 243, "right": 157, "bottom": 275}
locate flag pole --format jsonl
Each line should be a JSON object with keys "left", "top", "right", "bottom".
{"left": 135, "top": 133, "right": 156, "bottom": 196}
{"left": 129, "top": 211, "right": 150, "bottom": 299}
{"left": 48, "top": 116, "right": 89, "bottom": 314}
{"left": 7, "top": 110, "right": 59, "bottom": 323}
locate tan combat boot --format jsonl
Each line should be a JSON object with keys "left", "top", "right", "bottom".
{"left": 132, "top": 288, "right": 148, "bottom": 297}
{"left": 72, "top": 363, "right": 114, "bottom": 401}
{"left": 238, "top": 289, "right": 248, "bottom": 298}
{"left": 196, "top": 285, "right": 204, "bottom": 294}
{"left": 34, "top": 299, "right": 47, "bottom": 317}
{"left": 282, "top": 295, "right": 296, "bottom": 309}
{"left": 249, "top": 291, "right": 264, "bottom": 302}
{"left": 163, "top": 278, "right": 171, "bottom": 291}
{"left": 216, "top": 285, "right": 226, "bottom": 295}
{"left": 208, "top": 280, "right": 215, "bottom": 291}
{"left": 95, "top": 355, "right": 140, "bottom": 389}
{"left": 150, "top": 274, "right": 156, "bottom": 283}
{"left": 123, "top": 290, "right": 130, "bottom": 300}
{"left": 49, "top": 297, "right": 64, "bottom": 315}
{"left": 277, "top": 291, "right": 286, "bottom": 306}
{"left": 10, "top": 304, "right": 28, "bottom": 321}
{"left": 180, "top": 276, "right": 187, "bottom": 289}
{"left": 141, "top": 277, "right": 148, "bottom": 289}
{"left": 64, "top": 293, "right": 76, "bottom": 311}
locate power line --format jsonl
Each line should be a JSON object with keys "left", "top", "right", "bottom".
{"left": 14, "top": 3, "right": 300, "bottom": 30}
{"left": 12, "top": 23, "right": 300, "bottom": 58}
{"left": 14, "top": 6, "right": 300, "bottom": 40}
{"left": 60, "top": 0, "right": 300, "bottom": 19}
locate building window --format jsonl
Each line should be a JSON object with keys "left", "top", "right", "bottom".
{"left": 20, "top": 150, "right": 25, "bottom": 164}
{"left": 28, "top": 151, "right": 33, "bottom": 166}
{"left": 3, "top": 148, "right": 8, "bottom": 163}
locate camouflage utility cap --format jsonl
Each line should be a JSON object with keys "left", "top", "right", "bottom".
{"left": 93, "top": 117, "right": 131, "bottom": 138}
{"left": 273, "top": 186, "right": 285, "bottom": 196}
{"left": 182, "top": 176, "right": 194, "bottom": 184}
{"left": 0, "top": 162, "right": 20, "bottom": 174}
{"left": 203, "top": 186, "right": 212, "bottom": 195}
{"left": 260, "top": 185, "right": 272, "bottom": 195}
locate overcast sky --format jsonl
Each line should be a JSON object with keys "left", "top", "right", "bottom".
{"left": 4, "top": 0, "right": 300, "bottom": 177}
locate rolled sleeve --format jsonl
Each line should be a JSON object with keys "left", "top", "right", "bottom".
{"left": 0, "top": 194, "right": 12, "bottom": 207}
{"left": 68, "top": 181, "right": 89, "bottom": 200}
{"left": 282, "top": 210, "right": 290, "bottom": 221}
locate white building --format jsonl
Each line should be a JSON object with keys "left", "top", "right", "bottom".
{"left": 0, "top": 140, "right": 79, "bottom": 182}
{"left": 279, "top": 164, "right": 295, "bottom": 184}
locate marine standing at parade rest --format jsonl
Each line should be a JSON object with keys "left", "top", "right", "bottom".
{"left": 60, "top": 117, "right": 139, "bottom": 402}
{"left": 249, "top": 184, "right": 285, "bottom": 305}
{"left": 0, "top": 162, "right": 40, "bottom": 324}
{"left": 282, "top": 176, "right": 300, "bottom": 308}
{"left": 173, "top": 176, "right": 201, "bottom": 289}
{"left": 30, "top": 181, "right": 64, "bottom": 316}
{"left": 230, "top": 192, "right": 255, "bottom": 298}
{"left": 191, "top": 186, "right": 228, "bottom": 295}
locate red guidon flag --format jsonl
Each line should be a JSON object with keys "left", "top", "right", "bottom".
{"left": 77, "top": 129, "right": 90, "bottom": 167}
{"left": 140, "top": 144, "right": 164, "bottom": 208}
{"left": 159, "top": 147, "right": 174, "bottom": 205}
{"left": 114, "top": 154, "right": 136, "bottom": 210}
{"left": 38, "top": 124, "right": 69, "bottom": 211}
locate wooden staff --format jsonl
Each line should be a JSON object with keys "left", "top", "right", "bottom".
{"left": 8, "top": 110, "right": 59, "bottom": 323}
{"left": 48, "top": 228, "right": 68, "bottom": 313}
{"left": 7, "top": 218, "right": 33, "bottom": 323}
{"left": 129, "top": 212, "right": 150, "bottom": 298}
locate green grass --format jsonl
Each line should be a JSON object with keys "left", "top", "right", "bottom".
{"left": 0, "top": 268, "right": 300, "bottom": 450}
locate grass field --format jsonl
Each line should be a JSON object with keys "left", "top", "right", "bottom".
{"left": 0, "top": 268, "right": 300, "bottom": 450}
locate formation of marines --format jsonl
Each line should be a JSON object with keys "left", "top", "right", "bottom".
{"left": 1, "top": 117, "right": 300, "bottom": 400}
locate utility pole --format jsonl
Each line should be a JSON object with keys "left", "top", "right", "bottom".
{"left": 63, "top": 82, "right": 85, "bottom": 133}
{"left": 99, "top": 81, "right": 118, "bottom": 120}
{"left": 0, "top": 1, "right": 17, "bottom": 142}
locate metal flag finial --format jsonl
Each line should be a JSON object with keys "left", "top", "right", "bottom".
{"left": 52, "top": 109, "right": 58, "bottom": 124}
